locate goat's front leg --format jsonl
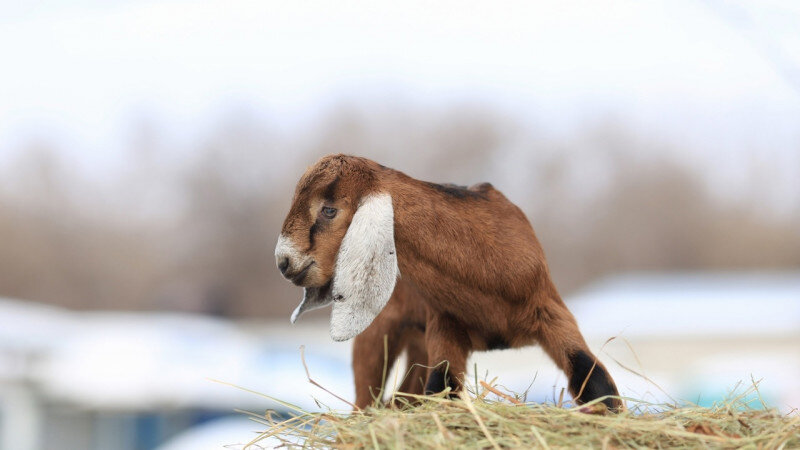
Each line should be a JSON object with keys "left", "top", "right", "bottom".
{"left": 424, "top": 314, "right": 471, "bottom": 396}
{"left": 395, "top": 328, "right": 428, "bottom": 400}
{"left": 352, "top": 311, "right": 407, "bottom": 409}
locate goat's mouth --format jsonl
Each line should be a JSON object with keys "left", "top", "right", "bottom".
{"left": 290, "top": 279, "right": 333, "bottom": 323}
{"left": 289, "top": 261, "right": 315, "bottom": 285}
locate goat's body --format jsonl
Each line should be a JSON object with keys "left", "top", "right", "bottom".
{"left": 276, "top": 155, "right": 621, "bottom": 411}
{"left": 353, "top": 169, "right": 620, "bottom": 409}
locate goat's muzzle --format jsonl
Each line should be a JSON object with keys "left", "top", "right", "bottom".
{"left": 286, "top": 261, "right": 314, "bottom": 285}
{"left": 277, "top": 257, "right": 290, "bottom": 275}
{"left": 275, "top": 234, "right": 313, "bottom": 285}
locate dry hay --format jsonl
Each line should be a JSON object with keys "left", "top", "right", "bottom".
{"left": 237, "top": 380, "right": 799, "bottom": 449}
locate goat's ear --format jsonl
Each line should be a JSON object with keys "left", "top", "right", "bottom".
{"left": 329, "top": 192, "right": 399, "bottom": 341}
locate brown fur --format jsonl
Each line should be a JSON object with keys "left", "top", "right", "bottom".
{"left": 278, "top": 154, "right": 622, "bottom": 410}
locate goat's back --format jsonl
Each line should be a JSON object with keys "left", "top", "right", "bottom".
{"left": 384, "top": 170, "right": 551, "bottom": 310}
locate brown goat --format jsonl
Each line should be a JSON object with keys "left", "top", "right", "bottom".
{"left": 276, "top": 154, "right": 621, "bottom": 411}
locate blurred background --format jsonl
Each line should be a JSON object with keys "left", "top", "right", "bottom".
{"left": 1, "top": 0, "right": 799, "bottom": 448}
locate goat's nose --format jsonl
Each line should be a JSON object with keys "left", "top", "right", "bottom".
{"left": 278, "top": 257, "right": 290, "bottom": 275}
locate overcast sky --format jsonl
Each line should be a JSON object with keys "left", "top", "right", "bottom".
{"left": 1, "top": 0, "right": 799, "bottom": 206}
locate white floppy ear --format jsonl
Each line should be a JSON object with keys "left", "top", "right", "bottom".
{"left": 329, "top": 192, "right": 399, "bottom": 341}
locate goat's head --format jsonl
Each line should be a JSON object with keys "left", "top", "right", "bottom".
{"left": 275, "top": 155, "right": 399, "bottom": 341}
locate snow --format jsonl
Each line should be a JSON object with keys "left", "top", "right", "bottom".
{"left": 154, "top": 416, "right": 287, "bottom": 450}
{"left": 569, "top": 271, "right": 800, "bottom": 338}
{"left": 31, "top": 313, "right": 352, "bottom": 410}
{"left": 0, "top": 298, "right": 77, "bottom": 353}
{"left": 0, "top": 297, "right": 352, "bottom": 411}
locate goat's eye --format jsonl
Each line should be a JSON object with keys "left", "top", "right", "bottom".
{"left": 321, "top": 206, "right": 337, "bottom": 219}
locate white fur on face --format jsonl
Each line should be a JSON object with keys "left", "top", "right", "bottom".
{"left": 275, "top": 234, "right": 303, "bottom": 267}
{"left": 329, "top": 193, "right": 399, "bottom": 341}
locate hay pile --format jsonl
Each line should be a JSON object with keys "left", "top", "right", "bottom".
{"left": 243, "top": 383, "right": 799, "bottom": 449}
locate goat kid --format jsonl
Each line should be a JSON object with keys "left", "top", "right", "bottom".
{"left": 275, "top": 154, "right": 622, "bottom": 411}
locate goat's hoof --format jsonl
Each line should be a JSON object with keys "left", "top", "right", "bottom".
{"left": 579, "top": 403, "right": 609, "bottom": 415}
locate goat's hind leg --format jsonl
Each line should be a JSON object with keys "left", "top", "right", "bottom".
{"left": 534, "top": 299, "right": 622, "bottom": 411}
